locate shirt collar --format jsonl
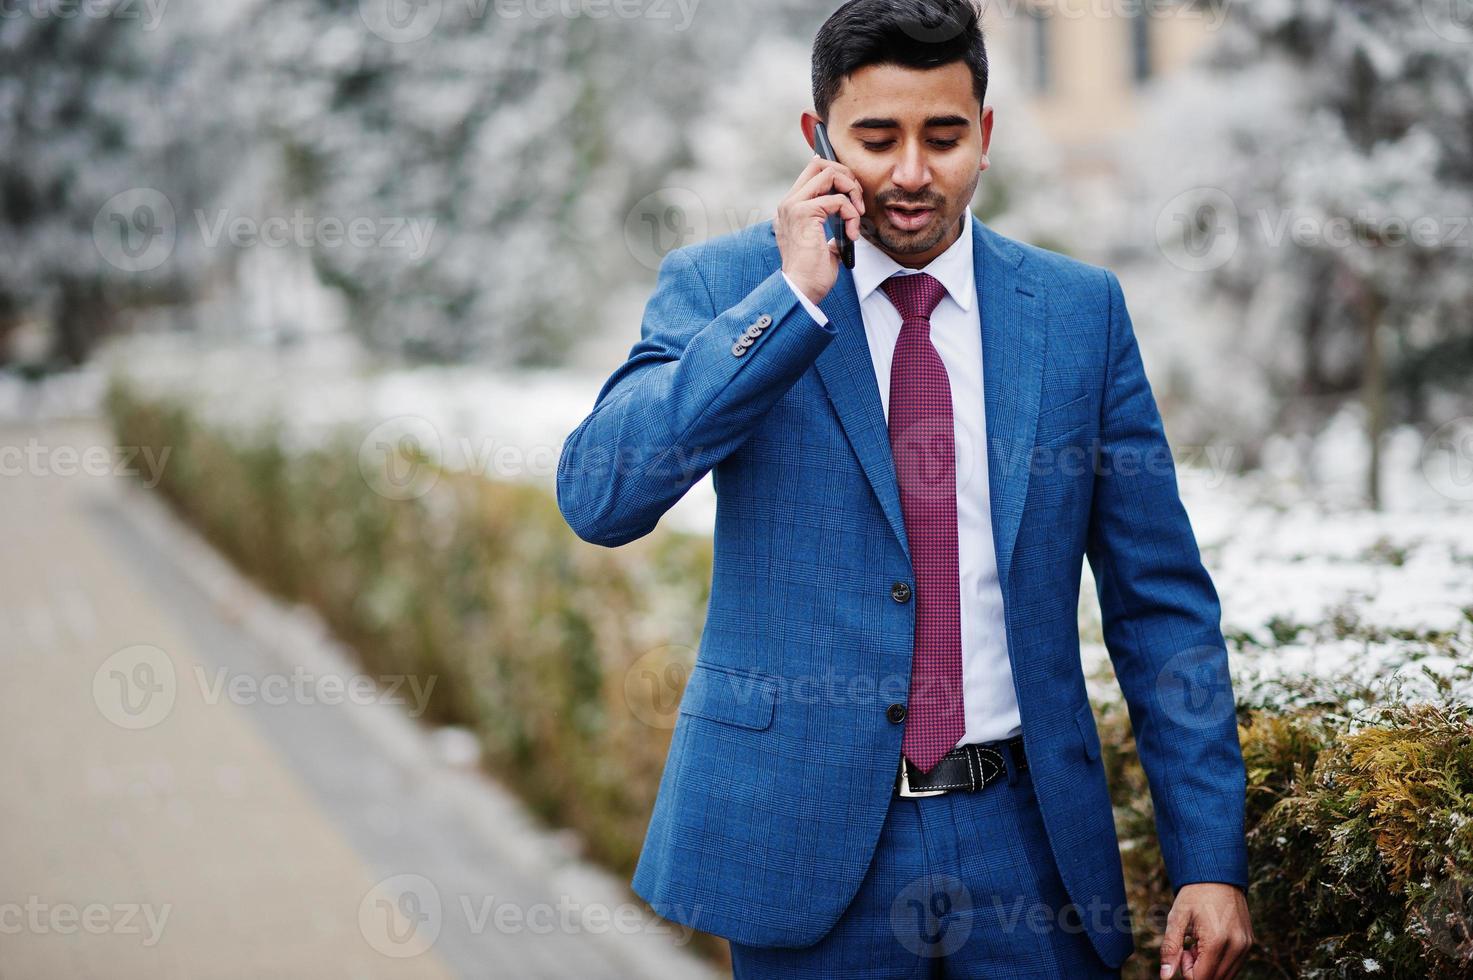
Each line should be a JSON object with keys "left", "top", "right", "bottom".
{"left": 852, "top": 206, "right": 975, "bottom": 313}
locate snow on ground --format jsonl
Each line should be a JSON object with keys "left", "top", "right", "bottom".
{"left": 1081, "top": 416, "right": 1473, "bottom": 706}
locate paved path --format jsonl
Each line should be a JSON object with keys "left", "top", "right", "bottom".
{"left": 0, "top": 415, "right": 718, "bottom": 980}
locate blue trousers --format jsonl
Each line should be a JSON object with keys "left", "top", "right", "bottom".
{"left": 728, "top": 752, "right": 1127, "bottom": 978}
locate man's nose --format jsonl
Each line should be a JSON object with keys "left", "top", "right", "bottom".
{"left": 891, "top": 144, "right": 932, "bottom": 190}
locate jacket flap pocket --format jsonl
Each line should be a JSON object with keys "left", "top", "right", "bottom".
{"left": 1040, "top": 391, "right": 1089, "bottom": 418}
{"left": 679, "top": 661, "right": 778, "bottom": 731}
{"left": 1075, "top": 701, "right": 1102, "bottom": 762}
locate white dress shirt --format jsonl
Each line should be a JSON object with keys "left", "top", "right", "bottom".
{"left": 781, "top": 209, "right": 1023, "bottom": 745}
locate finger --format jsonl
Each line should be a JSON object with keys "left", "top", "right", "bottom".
{"left": 806, "top": 194, "right": 859, "bottom": 223}
{"left": 832, "top": 200, "right": 862, "bottom": 242}
{"left": 1187, "top": 936, "right": 1225, "bottom": 980}
{"left": 790, "top": 196, "right": 857, "bottom": 249}
{"left": 824, "top": 162, "right": 866, "bottom": 215}
{"left": 795, "top": 166, "right": 856, "bottom": 212}
{"left": 812, "top": 155, "right": 857, "bottom": 184}
{"left": 798, "top": 164, "right": 863, "bottom": 209}
{"left": 789, "top": 154, "right": 827, "bottom": 192}
{"left": 1159, "top": 909, "right": 1190, "bottom": 978}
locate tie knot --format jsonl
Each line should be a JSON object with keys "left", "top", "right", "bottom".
{"left": 880, "top": 272, "right": 947, "bottom": 324}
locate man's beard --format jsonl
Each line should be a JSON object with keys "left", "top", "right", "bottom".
{"left": 870, "top": 172, "right": 979, "bottom": 256}
{"left": 874, "top": 207, "right": 955, "bottom": 255}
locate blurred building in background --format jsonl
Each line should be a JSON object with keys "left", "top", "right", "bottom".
{"left": 990, "top": 0, "right": 1218, "bottom": 181}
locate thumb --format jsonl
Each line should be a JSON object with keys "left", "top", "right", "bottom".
{"left": 1159, "top": 907, "right": 1191, "bottom": 978}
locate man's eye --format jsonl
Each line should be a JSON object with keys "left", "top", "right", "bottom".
{"left": 860, "top": 139, "right": 959, "bottom": 150}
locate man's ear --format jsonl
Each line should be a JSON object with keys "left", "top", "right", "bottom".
{"left": 978, "top": 104, "right": 994, "bottom": 174}
{"left": 800, "top": 111, "right": 821, "bottom": 153}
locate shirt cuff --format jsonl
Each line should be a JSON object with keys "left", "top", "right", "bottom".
{"left": 782, "top": 272, "right": 830, "bottom": 327}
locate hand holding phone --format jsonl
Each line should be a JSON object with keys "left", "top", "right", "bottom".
{"left": 774, "top": 123, "right": 865, "bottom": 307}
{"left": 812, "top": 121, "right": 856, "bottom": 270}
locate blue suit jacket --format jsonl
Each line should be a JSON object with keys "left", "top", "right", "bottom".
{"left": 556, "top": 215, "right": 1249, "bottom": 968}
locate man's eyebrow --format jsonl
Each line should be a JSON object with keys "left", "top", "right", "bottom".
{"left": 850, "top": 115, "right": 972, "bottom": 130}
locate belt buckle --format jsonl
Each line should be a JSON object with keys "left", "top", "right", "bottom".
{"left": 896, "top": 755, "right": 948, "bottom": 797}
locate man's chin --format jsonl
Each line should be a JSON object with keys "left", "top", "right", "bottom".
{"left": 875, "top": 221, "right": 948, "bottom": 256}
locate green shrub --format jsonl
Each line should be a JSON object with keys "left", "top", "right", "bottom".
{"left": 1097, "top": 655, "right": 1473, "bottom": 979}
{"left": 104, "top": 377, "right": 713, "bottom": 884}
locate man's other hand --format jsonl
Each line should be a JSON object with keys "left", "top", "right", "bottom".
{"left": 1159, "top": 882, "right": 1254, "bottom": 979}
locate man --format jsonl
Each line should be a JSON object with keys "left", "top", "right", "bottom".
{"left": 556, "top": 1, "right": 1254, "bottom": 976}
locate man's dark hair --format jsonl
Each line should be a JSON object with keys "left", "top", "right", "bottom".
{"left": 812, "top": 0, "right": 988, "bottom": 123}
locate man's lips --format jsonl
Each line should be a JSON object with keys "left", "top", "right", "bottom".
{"left": 884, "top": 204, "right": 936, "bottom": 231}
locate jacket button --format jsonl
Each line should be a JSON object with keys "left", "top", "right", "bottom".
{"left": 756, "top": 314, "right": 772, "bottom": 328}
{"left": 891, "top": 581, "right": 912, "bottom": 603}
{"left": 732, "top": 342, "right": 747, "bottom": 356}
{"left": 886, "top": 703, "right": 907, "bottom": 724}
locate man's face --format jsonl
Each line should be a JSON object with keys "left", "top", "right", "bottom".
{"left": 808, "top": 60, "right": 992, "bottom": 268}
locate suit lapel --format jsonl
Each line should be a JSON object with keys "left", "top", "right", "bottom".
{"left": 810, "top": 260, "right": 914, "bottom": 563}
{"left": 766, "top": 218, "right": 1046, "bottom": 588}
{"left": 975, "top": 222, "right": 1046, "bottom": 594}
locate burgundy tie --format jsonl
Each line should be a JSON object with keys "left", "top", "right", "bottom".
{"left": 882, "top": 271, "right": 964, "bottom": 774}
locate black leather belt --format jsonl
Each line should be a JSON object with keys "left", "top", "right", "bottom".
{"left": 894, "top": 735, "right": 1027, "bottom": 797}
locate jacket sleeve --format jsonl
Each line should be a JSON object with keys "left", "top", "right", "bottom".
{"left": 556, "top": 245, "right": 839, "bottom": 547}
{"left": 1084, "top": 268, "right": 1250, "bottom": 894}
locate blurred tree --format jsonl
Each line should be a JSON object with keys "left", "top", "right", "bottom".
{"left": 1114, "top": 0, "right": 1473, "bottom": 506}
{"left": 0, "top": 0, "right": 1067, "bottom": 372}
{"left": 0, "top": 3, "right": 237, "bottom": 366}
{"left": 224, "top": 0, "right": 833, "bottom": 366}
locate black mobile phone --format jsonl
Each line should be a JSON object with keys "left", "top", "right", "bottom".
{"left": 812, "top": 120, "right": 856, "bottom": 269}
